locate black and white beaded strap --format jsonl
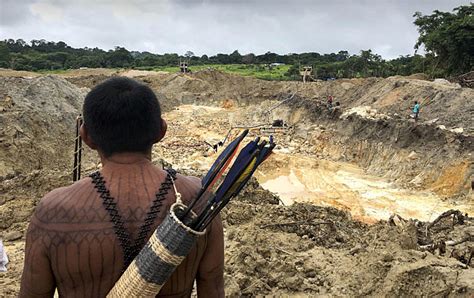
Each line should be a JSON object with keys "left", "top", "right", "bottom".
{"left": 89, "top": 168, "right": 177, "bottom": 270}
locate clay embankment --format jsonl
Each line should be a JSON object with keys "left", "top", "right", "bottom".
{"left": 274, "top": 95, "right": 473, "bottom": 199}
{"left": 64, "top": 70, "right": 474, "bottom": 132}
{"left": 0, "top": 76, "right": 86, "bottom": 176}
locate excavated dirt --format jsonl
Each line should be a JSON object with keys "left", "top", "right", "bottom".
{"left": 0, "top": 76, "right": 89, "bottom": 177}
{"left": 58, "top": 68, "right": 474, "bottom": 131}
{"left": 223, "top": 199, "right": 474, "bottom": 296}
{"left": 0, "top": 69, "right": 473, "bottom": 296}
{"left": 66, "top": 70, "right": 474, "bottom": 129}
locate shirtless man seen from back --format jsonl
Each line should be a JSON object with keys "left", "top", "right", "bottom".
{"left": 19, "top": 77, "right": 225, "bottom": 297}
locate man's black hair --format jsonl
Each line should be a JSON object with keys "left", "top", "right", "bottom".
{"left": 83, "top": 77, "right": 162, "bottom": 157}
{"left": 415, "top": 101, "right": 418, "bottom": 104}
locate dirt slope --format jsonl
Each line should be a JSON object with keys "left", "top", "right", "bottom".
{"left": 223, "top": 192, "right": 474, "bottom": 296}
{"left": 51, "top": 68, "right": 473, "bottom": 130}
{"left": 0, "top": 76, "right": 87, "bottom": 178}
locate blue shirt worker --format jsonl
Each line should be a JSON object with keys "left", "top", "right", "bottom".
{"left": 413, "top": 101, "right": 420, "bottom": 121}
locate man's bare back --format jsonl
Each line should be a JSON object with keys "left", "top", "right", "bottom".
{"left": 20, "top": 160, "right": 224, "bottom": 297}
{"left": 20, "top": 77, "right": 224, "bottom": 297}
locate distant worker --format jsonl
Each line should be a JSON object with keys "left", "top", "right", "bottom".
{"left": 331, "top": 101, "right": 341, "bottom": 117}
{"left": 0, "top": 239, "right": 8, "bottom": 272}
{"left": 412, "top": 101, "right": 420, "bottom": 121}
{"left": 327, "top": 95, "right": 333, "bottom": 109}
{"left": 20, "top": 77, "right": 224, "bottom": 297}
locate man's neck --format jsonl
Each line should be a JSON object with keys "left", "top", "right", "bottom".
{"left": 100, "top": 152, "right": 153, "bottom": 168}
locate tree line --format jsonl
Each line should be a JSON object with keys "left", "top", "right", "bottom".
{"left": 0, "top": 4, "right": 471, "bottom": 80}
{"left": 0, "top": 40, "right": 431, "bottom": 80}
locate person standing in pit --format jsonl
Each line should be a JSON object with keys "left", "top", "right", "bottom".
{"left": 412, "top": 101, "right": 420, "bottom": 121}
{"left": 327, "top": 95, "right": 333, "bottom": 109}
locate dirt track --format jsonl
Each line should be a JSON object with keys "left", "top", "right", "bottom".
{"left": 0, "top": 69, "right": 473, "bottom": 296}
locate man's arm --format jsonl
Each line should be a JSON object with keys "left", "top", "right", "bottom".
{"left": 19, "top": 219, "right": 56, "bottom": 297}
{"left": 196, "top": 214, "right": 225, "bottom": 298}
{"left": 178, "top": 174, "right": 224, "bottom": 297}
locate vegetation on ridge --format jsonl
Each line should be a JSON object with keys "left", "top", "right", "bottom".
{"left": 0, "top": 4, "right": 471, "bottom": 80}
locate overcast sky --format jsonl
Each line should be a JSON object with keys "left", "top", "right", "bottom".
{"left": 0, "top": 0, "right": 469, "bottom": 59}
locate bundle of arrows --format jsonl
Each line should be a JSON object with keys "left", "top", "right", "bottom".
{"left": 107, "top": 129, "right": 275, "bottom": 297}
{"left": 182, "top": 129, "right": 275, "bottom": 230}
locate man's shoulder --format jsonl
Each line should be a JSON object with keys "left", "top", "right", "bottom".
{"left": 38, "top": 178, "right": 91, "bottom": 205}
{"left": 174, "top": 173, "right": 201, "bottom": 198}
{"left": 33, "top": 178, "right": 94, "bottom": 224}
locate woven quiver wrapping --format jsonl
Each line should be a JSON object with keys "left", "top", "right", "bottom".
{"left": 107, "top": 203, "right": 205, "bottom": 297}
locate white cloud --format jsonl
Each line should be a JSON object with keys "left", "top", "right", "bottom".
{"left": 29, "top": 0, "right": 64, "bottom": 23}
{"left": 0, "top": 0, "right": 470, "bottom": 59}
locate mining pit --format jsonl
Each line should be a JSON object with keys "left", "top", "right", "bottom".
{"left": 1, "top": 68, "right": 473, "bottom": 296}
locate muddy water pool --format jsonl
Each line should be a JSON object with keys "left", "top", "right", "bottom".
{"left": 254, "top": 152, "right": 473, "bottom": 223}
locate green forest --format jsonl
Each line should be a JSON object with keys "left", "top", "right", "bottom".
{"left": 0, "top": 4, "right": 471, "bottom": 80}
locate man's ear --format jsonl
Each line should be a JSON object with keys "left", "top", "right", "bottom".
{"left": 154, "top": 118, "right": 167, "bottom": 143}
{"left": 80, "top": 124, "right": 98, "bottom": 150}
